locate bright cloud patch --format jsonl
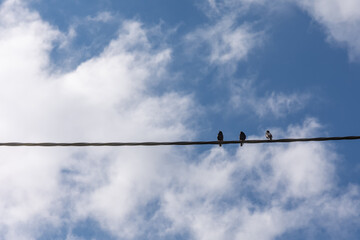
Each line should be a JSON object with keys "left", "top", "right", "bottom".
{"left": 186, "top": 16, "right": 262, "bottom": 67}
{"left": 0, "top": 0, "right": 193, "bottom": 239}
{"left": 206, "top": 0, "right": 360, "bottom": 61}
{"left": 230, "top": 79, "right": 309, "bottom": 118}
{"left": 295, "top": 0, "right": 360, "bottom": 61}
{"left": 159, "top": 118, "right": 360, "bottom": 240}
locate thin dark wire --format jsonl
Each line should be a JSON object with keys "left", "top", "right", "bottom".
{"left": 0, "top": 136, "right": 359, "bottom": 147}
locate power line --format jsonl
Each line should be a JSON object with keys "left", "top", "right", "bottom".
{"left": 0, "top": 136, "right": 359, "bottom": 147}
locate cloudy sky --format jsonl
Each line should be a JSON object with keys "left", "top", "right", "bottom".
{"left": 1, "top": 0, "right": 360, "bottom": 239}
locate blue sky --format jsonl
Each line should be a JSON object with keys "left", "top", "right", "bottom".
{"left": 0, "top": 0, "right": 360, "bottom": 239}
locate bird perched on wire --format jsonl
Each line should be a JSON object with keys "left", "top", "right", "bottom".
{"left": 240, "top": 131, "right": 246, "bottom": 146}
{"left": 265, "top": 130, "right": 272, "bottom": 141}
{"left": 217, "top": 131, "right": 223, "bottom": 147}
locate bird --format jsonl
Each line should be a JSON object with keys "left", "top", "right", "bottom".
{"left": 265, "top": 130, "right": 272, "bottom": 141}
{"left": 217, "top": 131, "right": 223, "bottom": 147}
{"left": 239, "top": 131, "right": 246, "bottom": 146}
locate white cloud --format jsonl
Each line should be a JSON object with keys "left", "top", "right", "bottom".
{"left": 205, "top": 0, "right": 360, "bottom": 61}
{"left": 294, "top": 0, "right": 360, "bottom": 61}
{"left": 0, "top": 0, "right": 359, "bottom": 239}
{"left": 206, "top": 0, "right": 267, "bottom": 11}
{"left": 202, "top": 0, "right": 272, "bottom": 18}
{"left": 230, "top": 79, "right": 310, "bottom": 118}
{"left": 186, "top": 16, "right": 263, "bottom": 68}
{"left": 160, "top": 118, "right": 360, "bottom": 240}
{"left": 0, "top": 1, "right": 66, "bottom": 238}
{"left": 86, "top": 11, "right": 114, "bottom": 23}
{"left": 0, "top": 0, "right": 194, "bottom": 238}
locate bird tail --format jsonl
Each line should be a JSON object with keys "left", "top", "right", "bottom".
{"left": 219, "top": 143, "right": 222, "bottom": 147}
{"left": 241, "top": 142, "right": 243, "bottom": 147}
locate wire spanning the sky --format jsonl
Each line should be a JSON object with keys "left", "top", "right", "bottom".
{"left": 0, "top": 136, "right": 359, "bottom": 147}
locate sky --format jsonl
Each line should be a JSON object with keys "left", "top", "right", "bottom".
{"left": 0, "top": 0, "right": 360, "bottom": 239}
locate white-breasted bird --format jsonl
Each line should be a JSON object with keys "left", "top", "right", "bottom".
{"left": 265, "top": 130, "right": 272, "bottom": 141}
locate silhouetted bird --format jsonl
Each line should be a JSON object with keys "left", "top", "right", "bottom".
{"left": 217, "top": 131, "right": 223, "bottom": 147}
{"left": 266, "top": 130, "right": 272, "bottom": 141}
{"left": 240, "top": 131, "right": 246, "bottom": 146}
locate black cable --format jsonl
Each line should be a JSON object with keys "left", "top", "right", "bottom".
{"left": 0, "top": 136, "right": 359, "bottom": 147}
